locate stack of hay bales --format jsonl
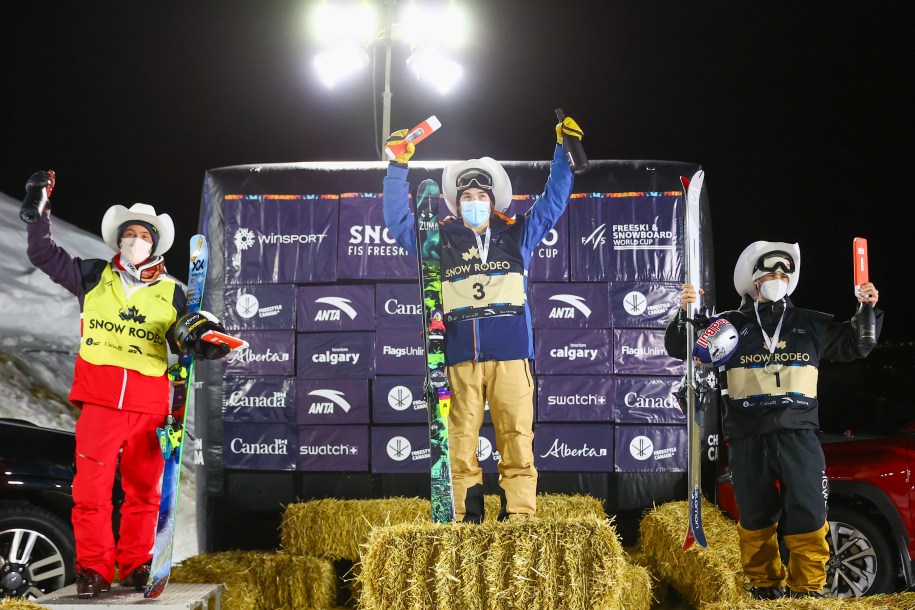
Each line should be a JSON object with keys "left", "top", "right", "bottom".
{"left": 640, "top": 500, "right": 915, "bottom": 609}
{"left": 356, "top": 515, "right": 652, "bottom": 610}
{"left": 0, "top": 599, "right": 48, "bottom": 610}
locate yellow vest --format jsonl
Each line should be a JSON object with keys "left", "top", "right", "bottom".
{"left": 79, "top": 265, "right": 180, "bottom": 376}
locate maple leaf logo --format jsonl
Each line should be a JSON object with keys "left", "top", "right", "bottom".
{"left": 119, "top": 305, "right": 147, "bottom": 324}
{"left": 462, "top": 247, "right": 480, "bottom": 261}
{"left": 776, "top": 340, "right": 787, "bottom": 349}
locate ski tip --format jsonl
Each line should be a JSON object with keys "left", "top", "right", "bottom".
{"left": 683, "top": 528, "right": 695, "bottom": 550}
{"left": 143, "top": 579, "right": 167, "bottom": 599}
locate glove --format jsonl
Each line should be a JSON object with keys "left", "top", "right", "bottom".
{"left": 385, "top": 129, "right": 415, "bottom": 164}
{"left": 20, "top": 170, "right": 56, "bottom": 224}
{"left": 555, "top": 116, "right": 584, "bottom": 145}
{"left": 167, "top": 362, "right": 190, "bottom": 383}
{"left": 174, "top": 311, "right": 231, "bottom": 360}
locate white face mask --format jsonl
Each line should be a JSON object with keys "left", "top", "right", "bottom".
{"left": 460, "top": 200, "right": 491, "bottom": 228}
{"left": 120, "top": 237, "right": 153, "bottom": 265}
{"left": 758, "top": 278, "right": 789, "bottom": 302}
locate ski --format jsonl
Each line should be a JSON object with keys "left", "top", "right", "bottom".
{"left": 144, "top": 234, "right": 208, "bottom": 598}
{"left": 681, "top": 170, "right": 708, "bottom": 550}
{"left": 414, "top": 179, "right": 455, "bottom": 523}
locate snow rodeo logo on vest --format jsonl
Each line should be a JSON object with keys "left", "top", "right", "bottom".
{"left": 225, "top": 194, "right": 337, "bottom": 284}
{"left": 337, "top": 195, "right": 417, "bottom": 280}
{"left": 440, "top": 228, "right": 526, "bottom": 323}
{"left": 81, "top": 266, "right": 175, "bottom": 376}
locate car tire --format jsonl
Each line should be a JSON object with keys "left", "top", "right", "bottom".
{"left": 0, "top": 503, "right": 75, "bottom": 599}
{"left": 825, "top": 505, "right": 895, "bottom": 598}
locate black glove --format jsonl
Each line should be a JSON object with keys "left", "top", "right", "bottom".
{"left": 20, "top": 170, "right": 55, "bottom": 224}
{"left": 174, "top": 311, "right": 231, "bottom": 360}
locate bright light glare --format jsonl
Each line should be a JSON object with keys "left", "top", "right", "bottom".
{"left": 401, "top": 3, "right": 466, "bottom": 48}
{"left": 407, "top": 47, "right": 463, "bottom": 94}
{"left": 314, "top": 42, "right": 370, "bottom": 88}
{"left": 312, "top": 2, "right": 378, "bottom": 43}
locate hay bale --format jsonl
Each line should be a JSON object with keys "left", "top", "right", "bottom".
{"left": 639, "top": 499, "right": 745, "bottom": 608}
{"left": 281, "top": 493, "right": 605, "bottom": 560}
{"left": 0, "top": 599, "right": 48, "bottom": 610}
{"left": 358, "top": 516, "right": 650, "bottom": 610}
{"left": 625, "top": 545, "right": 667, "bottom": 608}
{"left": 171, "top": 550, "right": 335, "bottom": 610}
{"left": 704, "top": 591, "right": 915, "bottom": 609}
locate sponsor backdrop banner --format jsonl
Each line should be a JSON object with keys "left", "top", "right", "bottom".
{"left": 375, "top": 283, "right": 422, "bottom": 330}
{"left": 371, "top": 426, "right": 430, "bottom": 474}
{"left": 536, "top": 375, "right": 614, "bottom": 422}
{"left": 297, "top": 284, "right": 375, "bottom": 332}
{"left": 295, "top": 379, "right": 370, "bottom": 425}
{"left": 223, "top": 377, "right": 296, "bottom": 423}
{"left": 614, "top": 376, "right": 685, "bottom": 424}
{"left": 224, "top": 194, "right": 338, "bottom": 284}
{"left": 533, "top": 423, "right": 614, "bottom": 472}
{"left": 614, "top": 425, "right": 687, "bottom": 472}
{"left": 296, "top": 332, "right": 375, "bottom": 379}
{"left": 222, "top": 422, "right": 296, "bottom": 470}
{"left": 612, "top": 328, "right": 685, "bottom": 376}
{"left": 569, "top": 193, "right": 682, "bottom": 283}
{"left": 297, "top": 425, "right": 369, "bottom": 471}
{"left": 223, "top": 285, "right": 296, "bottom": 331}
{"left": 533, "top": 329, "right": 613, "bottom": 375}
{"left": 375, "top": 329, "right": 425, "bottom": 375}
{"left": 224, "top": 331, "right": 296, "bottom": 377}
{"left": 531, "top": 282, "right": 610, "bottom": 329}
{"left": 509, "top": 195, "right": 570, "bottom": 282}
{"left": 371, "top": 376, "right": 428, "bottom": 424}
{"left": 609, "top": 282, "right": 680, "bottom": 329}
{"left": 337, "top": 195, "right": 418, "bottom": 280}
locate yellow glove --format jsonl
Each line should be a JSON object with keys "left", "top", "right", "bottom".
{"left": 556, "top": 116, "right": 584, "bottom": 145}
{"left": 385, "top": 129, "right": 416, "bottom": 164}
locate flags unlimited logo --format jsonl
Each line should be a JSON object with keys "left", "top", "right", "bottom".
{"left": 547, "top": 294, "right": 592, "bottom": 320}
{"left": 313, "top": 297, "right": 358, "bottom": 322}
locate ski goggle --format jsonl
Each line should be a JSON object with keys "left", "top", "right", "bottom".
{"left": 753, "top": 251, "right": 795, "bottom": 275}
{"left": 456, "top": 168, "right": 494, "bottom": 192}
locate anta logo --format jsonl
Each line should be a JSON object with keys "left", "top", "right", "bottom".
{"left": 119, "top": 305, "right": 146, "bottom": 324}
{"left": 313, "top": 297, "right": 357, "bottom": 321}
{"left": 462, "top": 246, "right": 480, "bottom": 261}
{"left": 306, "top": 389, "right": 352, "bottom": 414}
{"left": 547, "top": 294, "right": 591, "bottom": 319}
{"left": 581, "top": 224, "right": 607, "bottom": 250}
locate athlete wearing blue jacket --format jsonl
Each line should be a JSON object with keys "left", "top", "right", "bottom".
{"left": 382, "top": 118, "right": 580, "bottom": 521}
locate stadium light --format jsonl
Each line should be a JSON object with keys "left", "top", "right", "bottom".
{"left": 310, "top": 0, "right": 465, "bottom": 159}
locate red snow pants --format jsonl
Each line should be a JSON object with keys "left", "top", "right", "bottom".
{"left": 72, "top": 404, "right": 164, "bottom": 583}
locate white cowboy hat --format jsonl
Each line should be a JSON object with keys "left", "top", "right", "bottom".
{"left": 442, "top": 157, "right": 513, "bottom": 216}
{"left": 101, "top": 203, "right": 175, "bottom": 256}
{"left": 733, "top": 241, "right": 801, "bottom": 298}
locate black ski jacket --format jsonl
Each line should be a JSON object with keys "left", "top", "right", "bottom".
{"left": 664, "top": 296, "right": 883, "bottom": 439}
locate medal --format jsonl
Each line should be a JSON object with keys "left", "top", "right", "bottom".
{"left": 764, "top": 361, "right": 783, "bottom": 375}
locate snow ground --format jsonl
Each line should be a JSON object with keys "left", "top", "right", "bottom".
{"left": 0, "top": 191, "right": 198, "bottom": 561}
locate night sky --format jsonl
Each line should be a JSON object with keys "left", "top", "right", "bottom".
{"left": 2, "top": 1, "right": 912, "bottom": 341}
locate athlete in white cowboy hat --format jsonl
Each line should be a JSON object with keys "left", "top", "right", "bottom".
{"left": 382, "top": 115, "right": 583, "bottom": 522}
{"left": 21, "top": 172, "right": 229, "bottom": 598}
{"left": 667, "top": 240, "right": 882, "bottom": 599}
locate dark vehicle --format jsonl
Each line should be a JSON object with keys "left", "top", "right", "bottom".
{"left": 717, "top": 342, "right": 915, "bottom": 598}
{"left": 0, "top": 418, "right": 76, "bottom": 599}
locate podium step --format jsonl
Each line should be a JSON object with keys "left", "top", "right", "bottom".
{"left": 34, "top": 583, "right": 225, "bottom": 610}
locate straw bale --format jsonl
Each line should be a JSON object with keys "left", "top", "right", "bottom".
{"left": 704, "top": 591, "right": 915, "bottom": 609}
{"left": 626, "top": 545, "right": 667, "bottom": 608}
{"left": 639, "top": 499, "right": 745, "bottom": 608}
{"left": 358, "top": 516, "right": 649, "bottom": 610}
{"left": 281, "top": 493, "right": 605, "bottom": 560}
{"left": 0, "top": 599, "right": 48, "bottom": 610}
{"left": 171, "top": 550, "right": 334, "bottom": 610}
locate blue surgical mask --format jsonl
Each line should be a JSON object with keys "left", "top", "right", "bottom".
{"left": 460, "top": 200, "right": 491, "bottom": 228}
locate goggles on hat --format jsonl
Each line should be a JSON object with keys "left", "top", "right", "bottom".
{"left": 753, "top": 251, "right": 795, "bottom": 275}
{"left": 456, "top": 168, "right": 493, "bottom": 192}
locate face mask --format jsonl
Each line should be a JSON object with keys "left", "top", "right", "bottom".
{"left": 120, "top": 237, "right": 153, "bottom": 265}
{"left": 758, "top": 278, "right": 789, "bottom": 302}
{"left": 460, "top": 200, "right": 491, "bottom": 228}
